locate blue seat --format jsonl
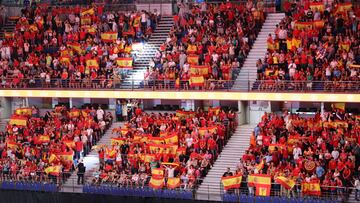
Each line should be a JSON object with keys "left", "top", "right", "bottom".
{"left": 223, "top": 193, "right": 238, "bottom": 202}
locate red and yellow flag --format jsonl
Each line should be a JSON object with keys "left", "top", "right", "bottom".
{"left": 309, "top": 2, "right": 324, "bottom": 12}
{"left": 294, "top": 22, "right": 313, "bottom": 30}
{"left": 69, "top": 109, "right": 81, "bottom": 117}
{"left": 268, "top": 144, "right": 285, "bottom": 152}
{"left": 336, "top": 3, "right": 352, "bottom": 13}
{"left": 111, "top": 137, "right": 125, "bottom": 146}
{"left": 148, "top": 143, "right": 165, "bottom": 152}
{"left": 83, "top": 25, "right": 96, "bottom": 35}
{"left": 81, "top": 17, "right": 91, "bottom": 25}
{"left": 275, "top": 176, "right": 295, "bottom": 190}
{"left": 207, "top": 126, "right": 217, "bottom": 134}
{"left": 9, "top": 116, "right": 27, "bottom": 126}
{"left": 148, "top": 137, "right": 164, "bottom": 145}
{"left": 133, "top": 16, "right": 141, "bottom": 28}
{"left": 149, "top": 177, "right": 164, "bottom": 189}
{"left": 15, "top": 108, "right": 32, "bottom": 116}
{"left": 332, "top": 103, "right": 345, "bottom": 111}
{"left": 255, "top": 183, "right": 271, "bottom": 196}
{"left": 248, "top": 174, "right": 272, "bottom": 196}
{"left": 6, "top": 141, "right": 18, "bottom": 149}
{"left": 57, "top": 151, "right": 73, "bottom": 161}
{"left": 255, "top": 159, "right": 265, "bottom": 172}
{"left": 60, "top": 56, "right": 71, "bottom": 64}
{"left": 313, "top": 20, "right": 325, "bottom": 29}
{"left": 208, "top": 107, "right": 221, "bottom": 115}
{"left": 44, "top": 165, "right": 62, "bottom": 176}
{"left": 187, "top": 55, "right": 199, "bottom": 65}
{"left": 301, "top": 181, "right": 321, "bottom": 196}
{"left": 81, "top": 7, "right": 94, "bottom": 16}
{"left": 167, "top": 177, "right": 181, "bottom": 189}
{"left": 190, "top": 65, "right": 209, "bottom": 76}
{"left": 187, "top": 44, "right": 197, "bottom": 54}
{"left": 221, "top": 174, "right": 243, "bottom": 190}
{"left": 4, "top": 32, "right": 14, "bottom": 39}
{"left": 151, "top": 168, "right": 164, "bottom": 178}
{"left": 101, "top": 32, "right": 118, "bottom": 42}
{"left": 140, "top": 154, "right": 156, "bottom": 163}
{"left": 189, "top": 75, "right": 204, "bottom": 87}
{"left": 164, "top": 133, "right": 178, "bottom": 144}
{"left": 68, "top": 42, "right": 83, "bottom": 55}
{"left": 38, "top": 135, "right": 50, "bottom": 143}
{"left": 116, "top": 58, "right": 133, "bottom": 68}
{"left": 86, "top": 59, "right": 99, "bottom": 69}
{"left": 49, "top": 154, "right": 59, "bottom": 164}
{"left": 63, "top": 140, "right": 75, "bottom": 149}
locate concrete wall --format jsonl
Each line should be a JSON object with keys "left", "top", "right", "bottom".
{"left": 249, "top": 101, "right": 271, "bottom": 124}
{"left": 136, "top": 3, "right": 173, "bottom": 15}
{"left": 0, "top": 97, "right": 12, "bottom": 119}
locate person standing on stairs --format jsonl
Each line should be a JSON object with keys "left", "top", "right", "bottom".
{"left": 77, "top": 159, "right": 86, "bottom": 185}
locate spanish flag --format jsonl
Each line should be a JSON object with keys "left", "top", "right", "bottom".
{"left": 69, "top": 109, "right": 81, "bottom": 117}
{"left": 255, "top": 159, "right": 265, "bottom": 172}
{"left": 9, "top": 116, "right": 27, "bottom": 126}
{"left": 275, "top": 176, "right": 295, "bottom": 190}
{"left": 81, "top": 7, "right": 95, "bottom": 16}
{"left": 301, "top": 181, "right": 321, "bottom": 196}
{"left": 116, "top": 58, "right": 133, "bottom": 68}
{"left": 29, "top": 24, "right": 38, "bottom": 32}
{"left": 268, "top": 144, "right": 285, "bottom": 152}
{"left": 106, "top": 148, "right": 117, "bottom": 158}
{"left": 149, "top": 177, "right": 164, "bottom": 189}
{"left": 332, "top": 103, "right": 345, "bottom": 111}
{"left": 83, "top": 25, "right": 96, "bottom": 35}
{"left": 60, "top": 56, "right": 70, "bottom": 64}
{"left": 340, "top": 42, "right": 350, "bottom": 52}
{"left": 207, "top": 126, "right": 217, "bottom": 134}
{"left": 57, "top": 151, "right": 73, "bottom": 161}
{"left": 68, "top": 42, "right": 83, "bottom": 55}
{"left": 336, "top": 2, "right": 352, "bottom": 13}
{"left": 60, "top": 50, "right": 69, "bottom": 57}
{"left": 49, "top": 154, "right": 59, "bottom": 164}
{"left": 199, "top": 127, "right": 207, "bottom": 136}
{"left": 208, "top": 107, "right": 221, "bottom": 115}
{"left": 63, "top": 140, "right": 75, "bottom": 149}
{"left": 159, "top": 132, "right": 167, "bottom": 138}
{"left": 133, "top": 134, "right": 148, "bottom": 143}
{"left": 161, "top": 162, "right": 180, "bottom": 167}
{"left": 187, "top": 55, "right": 199, "bottom": 65}
{"left": 86, "top": 59, "right": 99, "bottom": 69}
{"left": 313, "top": 20, "right": 325, "bottom": 29}
{"left": 176, "top": 147, "right": 186, "bottom": 156}
{"left": 101, "top": 32, "right": 118, "bottom": 42}
{"left": 15, "top": 108, "right": 32, "bottom": 116}
{"left": 149, "top": 137, "right": 164, "bottom": 145}
{"left": 187, "top": 44, "right": 197, "bottom": 54}
{"left": 133, "top": 16, "right": 141, "bottom": 28}
{"left": 190, "top": 65, "right": 209, "bottom": 76}
{"left": 248, "top": 174, "right": 272, "bottom": 196}
{"left": 38, "top": 135, "right": 50, "bottom": 143}
{"left": 164, "top": 133, "right": 178, "bottom": 144}
{"left": 44, "top": 165, "right": 62, "bottom": 176}
{"left": 6, "top": 141, "right": 18, "bottom": 149}
{"left": 81, "top": 17, "right": 91, "bottom": 25}
{"left": 309, "top": 2, "right": 324, "bottom": 12}
{"left": 111, "top": 137, "right": 125, "bottom": 146}
{"left": 148, "top": 143, "right": 165, "bottom": 152}
{"left": 4, "top": 32, "right": 14, "bottom": 39}
{"left": 140, "top": 154, "right": 156, "bottom": 163}
{"left": 222, "top": 174, "right": 242, "bottom": 190}
{"left": 294, "top": 21, "right": 313, "bottom": 30}
{"left": 164, "top": 144, "right": 178, "bottom": 154}
{"left": 151, "top": 168, "right": 164, "bottom": 178}
{"left": 120, "top": 128, "right": 129, "bottom": 136}
{"left": 189, "top": 75, "right": 204, "bottom": 87}
{"left": 81, "top": 110, "right": 89, "bottom": 117}
{"left": 167, "top": 177, "right": 181, "bottom": 189}
{"left": 124, "top": 45, "right": 132, "bottom": 54}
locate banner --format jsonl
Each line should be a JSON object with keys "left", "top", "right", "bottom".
{"left": 149, "top": 177, "right": 164, "bottom": 189}
{"left": 57, "top": 151, "right": 73, "bottom": 161}
{"left": 175, "top": 110, "right": 195, "bottom": 118}
{"left": 268, "top": 144, "right": 285, "bottom": 152}
{"left": 116, "top": 58, "right": 133, "bottom": 68}
{"left": 81, "top": 7, "right": 94, "bottom": 16}
{"left": 63, "top": 140, "right": 75, "bottom": 149}
{"left": 275, "top": 176, "right": 295, "bottom": 190}
{"left": 313, "top": 20, "right": 325, "bottom": 28}
{"left": 167, "top": 177, "right": 181, "bottom": 189}
{"left": 221, "top": 174, "right": 242, "bottom": 190}
{"left": 44, "top": 165, "right": 62, "bottom": 176}
{"left": 208, "top": 107, "right": 221, "bottom": 115}
{"left": 37, "top": 135, "right": 50, "bottom": 144}
{"left": 332, "top": 103, "right": 345, "bottom": 111}
{"left": 336, "top": 3, "right": 352, "bottom": 13}
{"left": 83, "top": 25, "right": 96, "bottom": 35}
{"left": 189, "top": 75, "right": 204, "bottom": 87}
{"left": 187, "top": 55, "right": 199, "bottom": 65}
{"left": 151, "top": 168, "right": 164, "bottom": 178}
{"left": 140, "top": 154, "right": 156, "bottom": 162}
{"left": 15, "top": 108, "right": 32, "bottom": 116}
{"left": 101, "top": 32, "right": 118, "bottom": 42}
{"left": 111, "top": 137, "right": 125, "bottom": 146}
{"left": 4, "top": 32, "right": 14, "bottom": 39}
{"left": 294, "top": 21, "right": 313, "bottom": 30}
{"left": 148, "top": 137, "right": 164, "bottom": 145}
{"left": 190, "top": 65, "right": 209, "bottom": 76}
{"left": 255, "top": 183, "right": 271, "bottom": 196}
{"left": 60, "top": 56, "right": 70, "bottom": 64}
{"left": 187, "top": 44, "right": 197, "bottom": 54}
{"left": 301, "top": 181, "right": 321, "bottom": 196}
{"left": 69, "top": 109, "right": 81, "bottom": 117}
{"left": 86, "top": 59, "right": 99, "bottom": 69}
{"left": 148, "top": 143, "right": 166, "bottom": 153}
{"left": 49, "top": 154, "right": 59, "bottom": 164}
{"left": 248, "top": 174, "right": 272, "bottom": 196}
{"left": 6, "top": 141, "right": 18, "bottom": 149}
{"left": 133, "top": 16, "right": 141, "bottom": 28}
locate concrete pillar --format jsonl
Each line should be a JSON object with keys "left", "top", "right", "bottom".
{"left": 181, "top": 100, "right": 194, "bottom": 111}
{"left": 249, "top": 101, "right": 271, "bottom": 124}
{"left": 320, "top": 102, "right": 324, "bottom": 116}
{"left": 52, "top": 98, "right": 59, "bottom": 108}
{"left": 237, "top": 100, "right": 247, "bottom": 125}
{"left": 109, "top": 98, "right": 115, "bottom": 109}
{"left": 0, "top": 97, "right": 12, "bottom": 119}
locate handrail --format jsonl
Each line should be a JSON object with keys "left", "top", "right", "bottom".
{"left": 1, "top": 78, "right": 360, "bottom": 93}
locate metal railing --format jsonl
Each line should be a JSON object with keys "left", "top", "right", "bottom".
{"left": 1, "top": 78, "right": 360, "bottom": 93}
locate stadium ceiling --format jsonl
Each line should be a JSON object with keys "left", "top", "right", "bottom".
{"left": 0, "top": 90, "right": 358, "bottom": 102}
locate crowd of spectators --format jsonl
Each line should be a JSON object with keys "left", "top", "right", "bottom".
{"left": 90, "top": 107, "right": 237, "bottom": 190}
{"left": 0, "top": 105, "right": 113, "bottom": 184}
{"left": 144, "top": 1, "right": 265, "bottom": 90}
{"left": 0, "top": 4, "right": 159, "bottom": 89}
{"left": 228, "top": 109, "right": 360, "bottom": 199}
{"left": 257, "top": 0, "right": 360, "bottom": 92}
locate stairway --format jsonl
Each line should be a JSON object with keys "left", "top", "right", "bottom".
{"left": 196, "top": 124, "right": 256, "bottom": 201}
{"left": 232, "top": 13, "right": 285, "bottom": 91}
{"left": 120, "top": 16, "right": 173, "bottom": 89}
{"left": 0, "top": 17, "right": 18, "bottom": 39}
{"left": 60, "top": 122, "right": 124, "bottom": 193}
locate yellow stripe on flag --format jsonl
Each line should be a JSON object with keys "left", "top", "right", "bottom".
{"left": 101, "top": 32, "right": 118, "bottom": 42}
{"left": 275, "top": 176, "right": 295, "bottom": 190}
{"left": 81, "top": 8, "right": 94, "bottom": 16}
{"left": 116, "top": 58, "right": 133, "bottom": 68}
{"left": 167, "top": 177, "right": 181, "bottom": 189}
{"left": 149, "top": 177, "right": 164, "bottom": 189}
{"left": 221, "top": 174, "right": 242, "bottom": 190}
